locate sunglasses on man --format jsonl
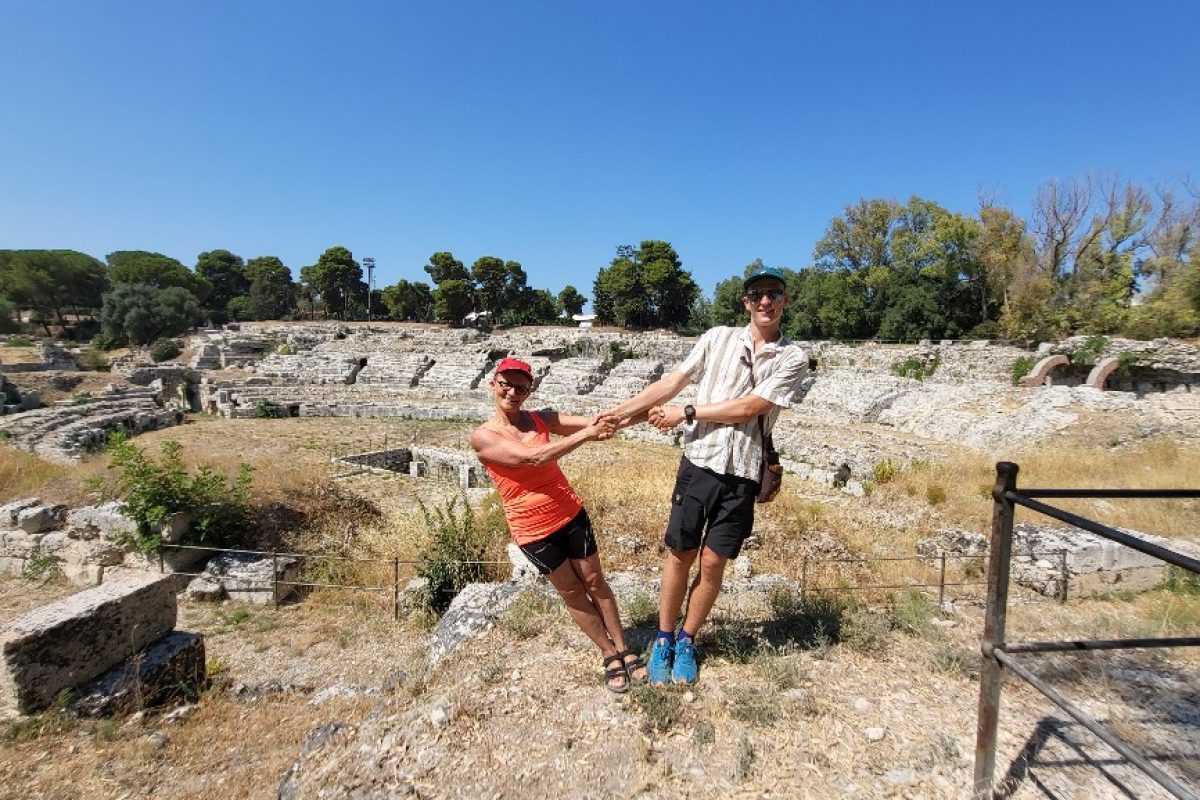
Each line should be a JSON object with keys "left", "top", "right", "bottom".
{"left": 745, "top": 288, "right": 785, "bottom": 303}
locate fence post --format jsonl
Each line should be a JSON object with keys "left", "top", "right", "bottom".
{"left": 272, "top": 551, "right": 279, "bottom": 609}
{"left": 393, "top": 557, "right": 400, "bottom": 621}
{"left": 800, "top": 558, "right": 808, "bottom": 601}
{"left": 939, "top": 552, "right": 947, "bottom": 607}
{"left": 974, "top": 461, "right": 1018, "bottom": 799}
{"left": 1059, "top": 550, "right": 1068, "bottom": 603}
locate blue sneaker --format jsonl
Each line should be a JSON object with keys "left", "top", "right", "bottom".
{"left": 672, "top": 637, "right": 698, "bottom": 685}
{"left": 648, "top": 638, "right": 673, "bottom": 686}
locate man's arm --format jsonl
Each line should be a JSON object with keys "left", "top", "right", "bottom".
{"left": 648, "top": 395, "right": 775, "bottom": 430}
{"left": 602, "top": 369, "right": 691, "bottom": 425}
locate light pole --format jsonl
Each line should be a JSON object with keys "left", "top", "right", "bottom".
{"left": 363, "top": 257, "right": 375, "bottom": 323}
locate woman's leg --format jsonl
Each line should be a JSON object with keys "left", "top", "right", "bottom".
{"left": 570, "top": 554, "right": 647, "bottom": 681}
{"left": 545, "top": 560, "right": 627, "bottom": 689}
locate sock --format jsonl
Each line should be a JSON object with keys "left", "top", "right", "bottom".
{"left": 678, "top": 629, "right": 694, "bottom": 643}
{"left": 657, "top": 629, "right": 675, "bottom": 646}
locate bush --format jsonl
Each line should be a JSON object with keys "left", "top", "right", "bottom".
{"left": 254, "top": 400, "right": 289, "bottom": 419}
{"left": 889, "top": 589, "right": 938, "bottom": 637}
{"left": 1010, "top": 355, "right": 1037, "bottom": 386}
{"left": 872, "top": 459, "right": 899, "bottom": 484}
{"left": 891, "top": 355, "right": 940, "bottom": 381}
{"left": 101, "top": 433, "right": 253, "bottom": 554}
{"left": 148, "top": 338, "right": 181, "bottom": 362}
{"left": 3, "top": 336, "right": 32, "bottom": 347}
{"left": 925, "top": 485, "right": 947, "bottom": 505}
{"left": 1074, "top": 335, "right": 1108, "bottom": 365}
{"left": 414, "top": 495, "right": 499, "bottom": 613}
{"left": 76, "top": 345, "right": 111, "bottom": 371}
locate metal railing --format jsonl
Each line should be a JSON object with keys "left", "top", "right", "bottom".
{"left": 973, "top": 461, "right": 1200, "bottom": 800}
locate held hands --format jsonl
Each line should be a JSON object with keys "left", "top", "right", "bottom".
{"left": 648, "top": 404, "right": 684, "bottom": 431}
{"left": 587, "top": 413, "right": 620, "bottom": 441}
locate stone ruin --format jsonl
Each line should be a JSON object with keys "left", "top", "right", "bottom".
{"left": 916, "top": 522, "right": 1190, "bottom": 599}
{"left": 336, "top": 446, "right": 493, "bottom": 490}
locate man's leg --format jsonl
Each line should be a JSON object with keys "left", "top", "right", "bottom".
{"left": 658, "top": 546, "right": 699, "bottom": 633}
{"left": 680, "top": 544, "right": 729, "bottom": 636}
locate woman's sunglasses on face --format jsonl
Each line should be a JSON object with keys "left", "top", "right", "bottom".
{"left": 495, "top": 379, "right": 532, "bottom": 396}
{"left": 745, "top": 288, "right": 785, "bottom": 303}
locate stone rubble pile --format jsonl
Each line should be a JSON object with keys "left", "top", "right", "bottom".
{"left": 0, "top": 394, "right": 182, "bottom": 462}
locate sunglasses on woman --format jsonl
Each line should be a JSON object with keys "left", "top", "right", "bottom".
{"left": 495, "top": 379, "right": 532, "bottom": 396}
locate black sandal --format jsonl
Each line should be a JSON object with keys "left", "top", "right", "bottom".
{"left": 603, "top": 653, "right": 630, "bottom": 694}
{"left": 618, "top": 649, "right": 648, "bottom": 684}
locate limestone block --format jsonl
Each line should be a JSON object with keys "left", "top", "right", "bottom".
{"left": 70, "top": 631, "right": 206, "bottom": 717}
{"left": 66, "top": 502, "right": 138, "bottom": 540}
{"left": 0, "top": 557, "right": 27, "bottom": 576}
{"left": 60, "top": 563, "right": 104, "bottom": 585}
{"left": 1, "top": 532, "right": 44, "bottom": 559}
{"left": 184, "top": 576, "right": 226, "bottom": 602}
{"left": 0, "top": 571, "right": 177, "bottom": 714}
{"left": 0, "top": 498, "right": 40, "bottom": 528}
{"left": 123, "top": 545, "right": 209, "bottom": 574}
{"left": 38, "top": 531, "right": 70, "bottom": 556}
{"left": 203, "top": 552, "right": 300, "bottom": 605}
{"left": 63, "top": 539, "right": 127, "bottom": 567}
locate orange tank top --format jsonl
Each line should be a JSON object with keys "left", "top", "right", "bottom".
{"left": 479, "top": 412, "right": 584, "bottom": 544}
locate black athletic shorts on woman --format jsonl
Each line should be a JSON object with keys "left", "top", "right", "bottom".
{"left": 664, "top": 457, "right": 757, "bottom": 559}
{"left": 518, "top": 508, "right": 597, "bottom": 575}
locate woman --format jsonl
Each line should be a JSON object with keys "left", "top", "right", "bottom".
{"left": 471, "top": 357, "right": 648, "bottom": 692}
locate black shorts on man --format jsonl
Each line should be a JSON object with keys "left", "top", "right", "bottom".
{"left": 518, "top": 508, "right": 597, "bottom": 575}
{"left": 664, "top": 457, "right": 757, "bottom": 559}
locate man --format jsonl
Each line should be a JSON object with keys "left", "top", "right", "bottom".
{"left": 604, "top": 266, "right": 809, "bottom": 685}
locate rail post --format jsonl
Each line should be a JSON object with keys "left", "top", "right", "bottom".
{"left": 1059, "top": 550, "right": 1068, "bottom": 603}
{"left": 974, "top": 461, "right": 1018, "bottom": 799}
{"left": 939, "top": 552, "right": 947, "bottom": 607}
{"left": 800, "top": 558, "right": 808, "bottom": 601}
{"left": 272, "top": 551, "right": 279, "bottom": 609}
{"left": 393, "top": 557, "right": 400, "bottom": 621}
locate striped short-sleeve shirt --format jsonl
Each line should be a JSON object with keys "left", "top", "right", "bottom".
{"left": 677, "top": 325, "right": 808, "bottom": 481}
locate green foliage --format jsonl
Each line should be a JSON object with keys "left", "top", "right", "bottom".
{"left": 1074, "top": 335, "right": 1108, "bottom": 365}
{"left": 432, "top": 279, "right": 474, "bottom": 325}
{"left": 503, "top": 588, "right": 556, "bottom": 639}
{"left": 557, "top": 285, "right": 586, "bottom": 317}
{"left": 107, "top": 250, "right": 210, "bottom": 301}
{"left": 840, "top": 606, "right": 891, "bottom": 652}
{"left": 194, "top": 249, "right": 248, "bottom": 315}
{"left": 103, "top": 433, "right": 252, "bottom": 554}
{"left": 925, "top": 485, "right": 946, "bottom": 505}
{"left": 0, "top": 250, "right": 109, "bottom": 334}
{"left": 254, "top": 400, "right": 289, "bottom": 419}
{"left": 23, "top": 556, "right": 61, "bottom": 582}
{"left": 71, "top": 392, "right": 93, "bottom": 405}
{"left": 1010, "top": 355, "right": 1037, "bottom": 385}
{"left": 148, "top": 338, "right": 181, "bottom": 362}
{"left": 890, "top": 354, "right": 940, "bottom": 380}
{"left": 872, "top": 459, "right": 899, "bottom": 484}
{"left": 728, "top": 685, "right": 779, "bottom": 726}
{"left": 1116, "top": 350, "right": 1148, "bottom": 374}
{"left": 0, "top": 298, "right": 19, "bottom": 334}
{"left": 622, "top": 592, "right": 657, "bottom": 627}
{"left": 299, "top": 246, "right": 363, "bottom": 320}
{"left": 381, "top": 279, "right": 434, "bottom": 322}
{"left": 593, "top": 241, "right": 699, "bottom": 330}
{"left": 3, "top": 336, "right": 32, "bottom": 347}
{"left": 631, "top": 684, "right": 683, "bottom": 733}
{"left": 76, "top": 345, "right": 111, "bottom": 371}
{"left": 1158, "top": 566, "right": 1200, "bottom": 595}
{"left": 889, "top": 589, "right": 938, "bottom": 637}
{"left": 414, "top": 494, "right": 497, "bottom": 613}
{"left": 100, "top": 283, "right": 202, "bottom": 345}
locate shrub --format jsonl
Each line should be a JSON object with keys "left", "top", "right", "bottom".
{"left": 1074, "top": 335, "right": 1108, "bottom": 365}
{"left": 254, "top": 400, "right": 289, "bottom": 419}
{"left": 1010, "top": 355, "right": 1037, "bottom": 386}
{"left": 631, "top": 684, "right": 683, "bottom": 733}
{"left": 148, "top": 338, "right": 181, "bottom": 362}
{"left": 889, "top": 589, "right": 937, "bottom": 637}
{"left": 891, "top": 355, "right": 940, "bottom": 381}
{"left": 76, "top": 345, "right": 111, "bottom": 371}
{"left": 3, "top": 336, "right": 32, "bottom": 347}
{"left": 872, "top": 459, "right": 899, "bottom": 484}
{"left": 925, "top": 485, "right": 947, "bottom": 505}
{"left": 414, "top": 495, "right": 498, "bottom": 613}
{"left": 1158, "top": 566, "right": 1200, "bottom": 595}
{"left": 840, "top": 606, "right": 891, "bottom": 653}
{"left": 621, "top": 591, "right": 658, "bottom": 628}
{"left": 101, "top": 432, "right": 253, "bottom": 554}
{"left": 1116, "top": 350, "right": 1149, "bottom": 374}
{"left": 503, "top": 588, "right": 556, "bottom": 639}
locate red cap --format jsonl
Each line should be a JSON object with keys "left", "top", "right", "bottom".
{"left": 494, "top": 357, "right": 533, "bottom": 379}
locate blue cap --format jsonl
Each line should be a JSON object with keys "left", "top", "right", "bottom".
{"left": 743, "top": 266, "right": 787, "bottom": 290}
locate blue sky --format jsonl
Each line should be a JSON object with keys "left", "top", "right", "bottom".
{"left": 2, "top": 2, "right": 1197, "bottom": 303}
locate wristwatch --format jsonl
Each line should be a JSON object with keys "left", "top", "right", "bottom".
{"left": 684, "top": 404, "right": 696, "bottom": 425}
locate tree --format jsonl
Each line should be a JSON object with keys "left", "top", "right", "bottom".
{"left": 423, "top": 251, "right": 471, "bottom": 285}
{"left": 432, "top": 279, "right": 474, "bottom": 324}
{"left": 100, "top": 283, "right": 202, "bottom": 345}
{"left": 381, "top": 279, "right": 433, "bottom": 322}
{"left": 106, "top": 251, "right": 211, "bottom": 302}
{"left": 299, "top": 246, "right": 363, "bottom": 320}
{"left": 558, "top": 285, "right": 586, "bottom": 317}
{"left": 510, "top": 288, "right": 559, "bottom": 325}
{"left": 471, "top": 256, "right": 510, "bottom": 321}
{"left": 0, "top": 250, "right": 109, "bottom": 333}
{"left": 195, "top": 249, "right": 248, "bottom": 320}
{"left": 592, "top": 241, "right": 699, "bottom": 329}
{"left": 243, "top": 256, "right": 296, "bottom": 320}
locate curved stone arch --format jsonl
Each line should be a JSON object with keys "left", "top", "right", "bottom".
{"left": 1018, "top": 354, "right": 1069, "bottom": 387}
{"left": 1085, "top": 356, "right": 1121, "bottom": 390}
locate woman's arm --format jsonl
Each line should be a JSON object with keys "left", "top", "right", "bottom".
{"left": 471, "top": 416, "right": 615, "bottom": 467}
{"left": 538, "top": 409, "right": 621, "bottom": 437}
